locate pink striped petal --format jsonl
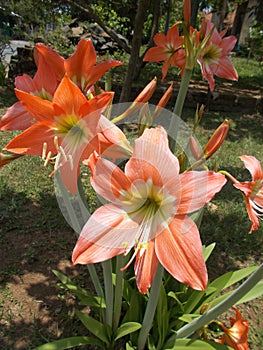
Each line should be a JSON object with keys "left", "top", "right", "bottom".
{"left": 72, "top": 203, "right": 139, "bottom": 264}
{"left": 177, "top": 171, "right": 226, "bottom": 215}
{"left": 155, "top": 215, "right": 207, "bottom": 290}
{"left": 125, "top": 127, "right": 179, "bottom": 187}
{"left": 134, "top": 240, "right": 159, "bottom": 294}
{"left": 90, "top": 157, "right": 132, "bottom": 203}
{"left": 239, "top": 155, "right": 263, "bottom": 181}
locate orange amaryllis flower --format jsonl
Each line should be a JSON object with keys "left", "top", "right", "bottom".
{"left": 64, "top": 39, "right": 122, "bottom": 95}
{"left": 0, "top": 55, "right": 61, "bottom": 131}
{"left": 216, "top": 306, "right": 249, "bottom": 350}
{"left": 233, "top": 155, "right": 263, "bottom": 233}
{"left": 4, "top": 76, "right": 113, "bottom": 159}
{"left": 72, "top": 126, "right": 226, "bottom": 294}
{"left": 143, "top": 24, "right": 185, "bottom": 80}
{"left": 198, "top": 20, "right": 238, "bottom": 91}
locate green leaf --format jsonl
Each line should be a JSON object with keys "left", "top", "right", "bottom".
{"left": 126, "top": 342, "right": 136, "bottom": 350}
{"left": 164, "top": 338, "right": 231, "bottom": 349}
{"left": 76, "top": 310, "right": 110, "bottom": 345}
{"left": 237, "top": 280, "right": 263, "bottom": 303}
{"left": 156, "top": 284, "right": 169, "bottom": 349}
{"left": 183, "top": 290, "right": 206, "bottom": 314}
{"left": 207, "top": 280, "right": 263, "bottom": 308}
{"left": 198, "top": 266, "right": 258, "bottom": 311}
{"left": 210, "top": 266, "right": 257, "bottom": 291}
{"left": 167, "top": 291, "right": 185, "bottom": 313}
{"left": 123, "top": 288, "right": 144, "bottom": 323}
{"left": 203, "top": 243, "right": 216, "bottom": 262}
{"left": 114, "top": 322, "right": 142, "bottom": 341}
{"left": 33, "top": 336, "right": 104, "bottom": 350}
{"left": 178, "top": 314, "right": 201, "bottom": 323}
{"left": 52, "top": 270, "right": 105, "bottom": 308}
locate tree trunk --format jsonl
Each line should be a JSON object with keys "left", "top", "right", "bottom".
{"left": 164, "top": 0, "right": 172, "bottom": 34}
{"left": 231, "top": 0, "right": 248, "bottom": 40}
{"left": 133, "top": 0, "right": 161, "bottom": 80}
{"left": 119, "top": 0, "right": 150, "bottom": 102}
{"left": 190, "top": 0, "right": 199, "bottom": 27}
{"left": 218, "top": 0, "right": 228, "bottom": 31}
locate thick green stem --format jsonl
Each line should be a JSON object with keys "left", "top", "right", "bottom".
{"left": 168, "top": 68, "right": 193, "bottom": 153}
{"left": 103, "top": 259, "right": 114, "bottom": 328}
{"left": 113, "top": 255, "right": 124, "bottom": 332}
{"left": 165, "top": 264, "right": 263, "bottom": 345}
{"left": 55, "top": 172, "right": 104, "bottom": 300}
{"left": 137, "top": 264, "right": 164, "bottom": 350}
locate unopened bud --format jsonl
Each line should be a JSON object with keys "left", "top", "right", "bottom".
{"left": 0, "top": 151, "right": 22, "bottom": 167}
{"left": 138, "top": 103, "right": 153, "bottom": 136}
{"left": 203, "top": 119, "right": 230, "bottom": 159}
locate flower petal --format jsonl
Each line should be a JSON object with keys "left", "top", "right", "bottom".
{"left": 177, "top": 171, "right": 226, "bottom": 215}
{"left": 125, "top": 127, "right": 179, "bottom": 187}
{"left": 72, "top": 203, "right": 139, "bottom": 264}
{"left": 89, "top": 157, "right": 132, "bottom": 203}
{"left": 239, "top": 155, "right": 263, "bottom": 181}
{"left": 134, "top": 240, "right": 159, "bottom": 294}
{"left": 34, "top": 43, "right": 65, "bottom": 81}
{"left": 0, "top": 102, "right": 36, "bottom": 130}
{"left": 155, "top": 215, "right": 207, "bottom": 290}
{"left": 4, "top": 123, "right": 56, "bottom": 155}
{"left": 53, "top": 76, "right": 88, "bottom": 116}
{"left": 214, "top": 57, "right": 238, "bottom": 81}
{"left": 15, "top": 89, "right": 55, "bottom": 124}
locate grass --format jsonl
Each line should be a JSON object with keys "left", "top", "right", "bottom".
{"left": 0, "top": 55, "right": 262, "bottom": 348}
{"left": 111, "top": 55, "right": 263, "bottom": 90}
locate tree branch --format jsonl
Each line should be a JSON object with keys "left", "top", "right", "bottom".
{"left": 67, "top": 0, "right": 131, "bottom": 53}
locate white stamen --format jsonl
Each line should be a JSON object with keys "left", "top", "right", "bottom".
{"left": 42, "top": 142, "right": 47, "bottom": 160}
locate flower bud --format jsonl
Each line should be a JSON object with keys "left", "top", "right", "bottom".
{"left": 0, "top": 151, "right": 22, "bottom": 166}
{"left": 203, "top": 119, "right": 229, "bottom": 159}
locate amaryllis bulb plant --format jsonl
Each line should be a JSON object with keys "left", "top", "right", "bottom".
{"left": 0, "top": 1, "right": 262, "bottom": 349}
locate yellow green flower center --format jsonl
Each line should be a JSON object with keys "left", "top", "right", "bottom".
{"left": 201, "top": 43, "right": 222, "bottom": 64}
{"left": 34, "top": 88, "right": 53, "bottom": 101}
{"left": 120, "top": 178, "right": 175, "bottom": 243}
{"left": 54, "top": 115, "right": 89, "bottom": 154}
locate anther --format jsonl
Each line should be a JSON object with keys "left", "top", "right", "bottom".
{"left": 42, "top": 142, "right": 47, "bottom": 160}
{"left": 54, "top": 136, "right": 59, "bottom": 151}
{"left": 59, "top": 146, "right": 68, "bottom": 161}
{"left": 44, "top": 151, "right": 52, "bottom": 166}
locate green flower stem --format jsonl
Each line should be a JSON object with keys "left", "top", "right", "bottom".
{"left": 166, "top": 263, "right": 263, "bottom": 345}
{"left": 137, "top": 264, "right": 164, "bottom": 350}
{"left": 56, "top": 172, "right": 103, "bottom": 300}
{"left": 113, "top": 255, "right": 124, "bottom": 332}
{"left": 168, "top": 68, "right": 193, "bottom": 153}
{"left": 103, "top": 259, "right": 114, "bottom": 327}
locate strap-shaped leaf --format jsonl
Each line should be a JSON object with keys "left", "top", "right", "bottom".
{"left": 76, "top": 310, "right": 110, "bottom": 345}
{"left": 156, "top": 284, "right": 169, "bottom": 349}
{"left": 207, "top": 280, "right": 263, "bottom": 308}
{"left": 53, "top": 269, "right": 106, "bottom": 308}
{"left": 33, "top": 335, "right": 104, "bottom": 350}
{"left": 164, "top": 338, "right": 231, "bottom": 349}
{"left": 203, "top": 243, "right": 216, "bottom": 262}
{"left": 114, "top": 322, "right": 142, "bottom": 341}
